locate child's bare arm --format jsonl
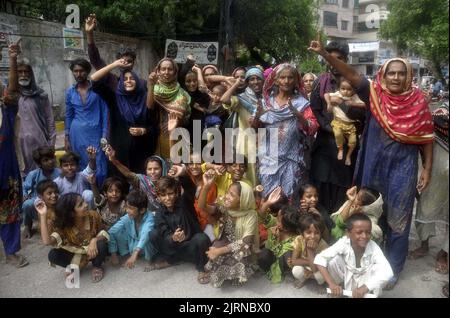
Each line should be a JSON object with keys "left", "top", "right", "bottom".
{"left": 35, "top": 199, "right": 57, "bottom": 246}
{"left": 317, "top": 265, "right": 342, "bottom": 296}
{"left": 198, "top": 170, "right": 216, "bottom": 215}
{"left": 86, "top": 146, "right": 97, "bottom": 171}
{"left": 86, "top": 175, "right": 101, "bottom": 203}
{"left": 345, "top": 99, "right": 366, "bottom": 108}
{"left": 105, "top": 146, "right": 138, "bottom": 187}
{"left": 221, "top": 78, "right": 243, "bottom": 104}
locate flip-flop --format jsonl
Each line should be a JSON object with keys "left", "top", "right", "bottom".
{"left": 197, "top": 272, "right": 210, "bottom": 284}
{"left": 435, "top": 261, "right": 449, "bottom": 274}
{"left": 91, "top": 267, "right": 104, "bottom": 283}
{"left": 16, "top": 255, "right": 29, "bottom": 268}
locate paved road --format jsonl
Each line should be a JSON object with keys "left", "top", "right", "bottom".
{"left": 0, "top": 223, "right": 447, "bottom": 298}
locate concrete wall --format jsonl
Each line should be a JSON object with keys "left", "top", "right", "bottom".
{"left": 0, "top": 13, "right": 158, "bottom": 119}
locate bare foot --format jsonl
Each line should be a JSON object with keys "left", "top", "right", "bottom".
{"left": 294, "top": 279, "right": 306, "bottom": 289}
{"left": 6, "top": 254, "right": 29, "bottom": 268}
{"left": 144, "top": 260, "right": 171, "bottom": 272}
{"left": 23, "top": 227, "right": 34, "bottom": 239}
{"left": 408, "top": 246, "right": 428, "bottom": 260}
{"left": 337, "top": 149, "right": 343, "bottom": 161}
{"left": 345, "top": 156, "right": 351, "bottom": 166}
{"left": 110, "top": 253, "right": 120, "bottom": 266}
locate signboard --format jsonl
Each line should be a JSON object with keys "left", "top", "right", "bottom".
{"left": 165, "top": 39, "right": 218, "bottom": 65}
{"left": 63, "top": 27, "right": 84, "bottom": 50}
{"left": 348, "top": 41, "right": 379, "bottom": 53}
{"left": 63, "top": 27, "right": 85, "bottom": 61}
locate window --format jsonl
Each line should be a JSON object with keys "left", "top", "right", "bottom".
{"left": 342, "top": 0, "right": 349, "bottom": 8}
{"left": 341, "top": 20, "right": 348, "bottom": 31}
{"left": 325, "top": 0, "right": 338, "bottom": 4}
{"left": 353, "top": 16, "right": 359, "bottom": 32}
{"left": 323, "top": 11, "right": 338, "bottom": 27}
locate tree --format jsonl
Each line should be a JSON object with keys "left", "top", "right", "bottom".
{"left": 11, "top": 0, "right": 220, "bottom": 57}
{"left": 380, "top": 0, "right": 449, "bottom": 79}
{"left": 233, "top": 0, "right": 318, "bottom": 66}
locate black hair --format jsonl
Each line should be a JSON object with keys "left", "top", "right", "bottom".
{"left": 69, "top": 58, "right": 92, "bottom": 74}
{"left": 54, "top": 193, "right": 82, "bottom": 229}
{"left": 116, "top": 47, "right": 137, "bottom": 61}
{"left": 59, "top": 151, "right": 80, "bottom": 166}
{"left": 346, "top": 213, "right": 372, "bottom": 231}
{"left": 32, "top": 146, "right": 55, "bottom": 165}
{"left": 144, "top": 156, "right": 164, "bottom": 171}
{"left": 36, "top": 180, "right": 59, "bottom": 196}
{"left": 298, "top": 184, "right": 317, "bottom": 200}
{"left": 227, "top": 158, "right": 248, "bottom": 170}
{"left": 212, "top": 84, "right": 226, "bottom": 94}
{"left": 156, "top": 176, "right": 180, "bottom": 195}
{"left": 126, "top": 189, "right": 148, "bottom": 210}
{"left": 358, "top": 187, "right": 380, "bottom": 206}
{"left": 325, "top": 41, "right": 349, "bottom": 59}
{"left": 101, "top": 176, "right": 128, "bottom": 199}
{"left": 299, "top": 213, "right": 326, "bottom": 236}
{"left": 279, "top": 205, "right": 300, "bottom": 233}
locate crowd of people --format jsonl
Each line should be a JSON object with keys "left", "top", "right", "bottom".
{"left": 0, "top": 14, "right": 448, "bottom": 298}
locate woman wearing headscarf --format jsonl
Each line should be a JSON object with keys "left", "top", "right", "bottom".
{"left": 231, "top": 66, "right": 247, "bottom": 95}
{"left": 199, "top": 171, "right": 260, "bottom": 287}
{"left": 220, "top": 67, "right": 265, "bottom": 186}
{"left": 17, "top": 59, "right": 55, "bottom": 175}
{"left": 255, "top": 64, "right": 319, "bottom": 201}
{"left": 302, "top": 72, "right": 317, "bottom": 100}
{"left": 147, "top": 58, "right": 191, "bottom": 159}
{"left": 91, "top": 59, "right": 154, "bottom": 173}
{"left": 309, "top": 40, "right": 434, "bottom": 289}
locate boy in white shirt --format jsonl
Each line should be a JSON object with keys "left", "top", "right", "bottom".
{"left": 314, "top": 213, "right": 393, "bottom": 298}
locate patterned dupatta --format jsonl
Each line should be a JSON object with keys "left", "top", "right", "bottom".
{"left": 369, "top": 58, "right": 434, "bottom": 144}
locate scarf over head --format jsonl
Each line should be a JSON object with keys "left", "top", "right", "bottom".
{"left": 369, "top": 58, "right": 434, "bottom": 144}
{"left": 227, "top": 181, "right": 259, "bottom": 250}
{"left": 154, "top": 58, "right": 191, "bottom": 119}
{"left": 17, "top": 62, "right": 45, "bottom": 97}
{"left": 116, "top": 71, "right": 148, "bottom": 125}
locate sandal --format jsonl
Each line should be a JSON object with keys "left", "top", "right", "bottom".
{"left": 6, "top": 255, "right": 29, "bottom": 268}
{"left": 91, "top": 267, "right": 104, "bottom": 283}
{"left": 197, "top": 272, "right": 210, "bottom": 284}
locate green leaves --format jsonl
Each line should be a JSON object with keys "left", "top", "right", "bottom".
{"left": 380, "top": 0, "right": 449, "bottom": 78}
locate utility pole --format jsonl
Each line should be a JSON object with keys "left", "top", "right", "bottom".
{"left": 218, "top": 0, "right": 234, "bottom": 73}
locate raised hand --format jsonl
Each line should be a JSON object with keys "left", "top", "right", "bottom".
{"left": 202, "top": 169, "right": 216, "bottom": 187}
{"left": 85, "top": 13, "right": 97, "bottom": 33}
{"left": 8, "top": 39, "right": 21, "bottom": 58}
{"left": 86, "top": 174, "right": 96, "bottom": 185}
{"left": 267, "top": 186, "right": 282, "bottom": 205}
{"left": 34, "top": 198, "right": 48, "bottom": 215}
{"left": 114, "top": 58, "right": 133, "bottom": 70}
{"left": 213, "top": 164, "right": 226, "bottom": 176}
{"left": 129, "top": 127, "right": 146, "bottom": 136}
{"left": 148, "top": 72, "right": 158, "bottom": 86}
{"left": 346, "top": 186, "right": 358, "bottom": 201}
{"left": 308, "top": 30, "right": 326, "bottom": 55}
{"left": 168, "top": 164, "right": 185, "bottom": 178}
{"left": 105, "top": 146, "right": 116, "bottom": 161}
{"left": 86, "top": 146, "right": 97, "bottom": 160}
{"left": 168, "top": 112, "right": 178, "bottom": 133}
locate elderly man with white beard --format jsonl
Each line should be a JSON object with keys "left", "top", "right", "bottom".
{"left": 16, "top": 59, "right": 56, "bottom": 175}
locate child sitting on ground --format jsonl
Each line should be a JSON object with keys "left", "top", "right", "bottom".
{"left": 324, "top": 79, "right": 365, "bottom": 166}
{"left": 314, "top": 214, "right": 394, "bottom": 298}
{"left": 106, "top": 146, "right": 166, "bottom": 212}
{"left": 88, "top": 175, "right": 127, "bottom": 230}
{"left": 53, "top": 148, "right": 96, "bottom": 207}
{"left": 330, "top": 186, "right": 383, "bottom": 244}
{"left": 298, "top": 184, "right": 334, "bottom": 242}
{"left": 108, "top": 190, "right": 156, "bottom": 269}
{"left": 147, "top": 175, "right": 211, "bottom": 285}
{"left": 258, "top": 188, "right": 300, "bottom": 283}
{"left": 36, "top": 193, "right": 110, "bottom": 283}
{"left": 289, "top": 213, "right": 328, "bottom": 289}
{"left": 35, "top": 180, "right": 59, "bottom": 234}
{"left": 22, "top": 146, "right": 61, "bottom": 238}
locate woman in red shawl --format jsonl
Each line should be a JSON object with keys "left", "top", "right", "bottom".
{"left": 309, "top": 40, "right": 434, "bottom": 290}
